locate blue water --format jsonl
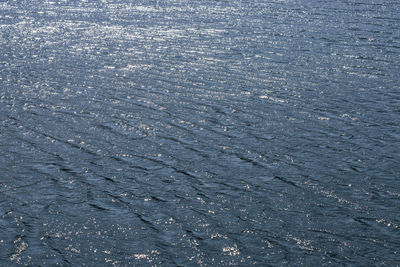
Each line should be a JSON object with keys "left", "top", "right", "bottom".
{"left": 1, "top": 0, "right": 399, "bottom": 265}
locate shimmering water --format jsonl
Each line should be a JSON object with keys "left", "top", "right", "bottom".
{"left": 1, "top": 0, "right": 399, "bottom": 265}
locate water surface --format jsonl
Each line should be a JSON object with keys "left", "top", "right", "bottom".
{"left": 1, "top": 0, "right": 399, "bottom": 265}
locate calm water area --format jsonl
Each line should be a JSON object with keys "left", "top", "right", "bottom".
{"left": 1, "top": 0, "right": 399, "bottom": 265}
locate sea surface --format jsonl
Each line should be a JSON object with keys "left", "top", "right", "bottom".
{"left": 1, "top": 0, "right": 399, "bottom": 265}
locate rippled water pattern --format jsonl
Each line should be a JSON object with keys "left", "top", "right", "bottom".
{"left": 1, "top": 0, "right": 400, "bottom": 265}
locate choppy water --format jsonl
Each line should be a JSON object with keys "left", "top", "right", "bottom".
{"left": 1, "top": 0, "right": 399, "bottom": 265}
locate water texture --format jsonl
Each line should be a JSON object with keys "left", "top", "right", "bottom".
{"left": 1, "top": 0, "right": 399, "bottom": 265}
